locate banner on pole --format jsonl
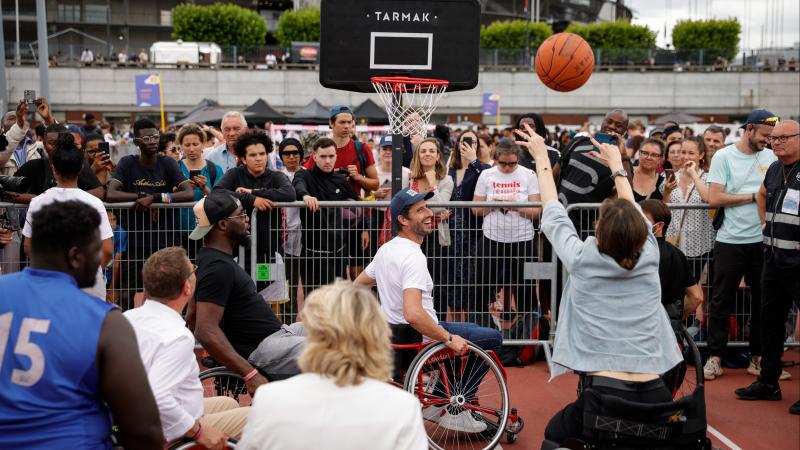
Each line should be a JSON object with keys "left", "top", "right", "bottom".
{"left": 482, "top": 93, "right": 500, "bottom": 116}
{"left": 135, "top": 74, "right": 162, "bottom": 107}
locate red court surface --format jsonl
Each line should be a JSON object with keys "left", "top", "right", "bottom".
{"left": 503, "top": 349, "right": 800, "bottom": 450}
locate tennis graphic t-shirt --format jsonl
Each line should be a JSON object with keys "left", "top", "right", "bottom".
{"left": 474, "top": 166, "right": 539, "bottom": 243}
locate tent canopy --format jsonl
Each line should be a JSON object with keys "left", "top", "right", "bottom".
{"left": 291, "top": 99, "right": 330, "bottom": 124}
{"left": 177, "top": 98, "right": 221, "bottom": 121}
{"left": 173, "top": 106, "right": 254, "bottom": 127}
{"left": 353, "top": 98, "right": 388, "bottom": 125}
{"left": 652, "top": 111, "right": 702, "bottom": 125}
{"left": 244, "top": 98, "right": 287, "bottom": 124}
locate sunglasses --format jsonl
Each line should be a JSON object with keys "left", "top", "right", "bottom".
{"left": 761, "top": 117, "right": 779, "bottom": 126}
{"left": 168, "top": 146, "right": 180, "bottom": 154}
{"left": 496, "top": 161, "right": 518, "bottom": 168}
{"left": 281, "top": 150, "right": 301, "bottom": 156}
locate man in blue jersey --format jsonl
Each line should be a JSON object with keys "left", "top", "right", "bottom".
{"left": 0, "top": 200, "right": 162, "bottom": 449}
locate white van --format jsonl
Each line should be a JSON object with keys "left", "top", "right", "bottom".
{"left": 150, "top": 41, "right": 221, "bottom": 67}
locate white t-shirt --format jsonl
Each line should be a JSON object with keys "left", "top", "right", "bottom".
{"left": 365, "top": 237, "right": 436, "bottom": 325}
{"left": 474, "top": 166, "right": 540, "bottom": 242}
{"left": 23, "top": 188, "right": 114, "bottom": 299}
{"left": 281, "top": 168, "right": 302, "bottom": 256}
{"left": 376, "top": 165, "right": 410, "bottom": 200}
{"left": 23, "top": 187, "right": 113, "bottom": 241}
{"left": 237, "top": 373, "right": 427, "bottom": 450}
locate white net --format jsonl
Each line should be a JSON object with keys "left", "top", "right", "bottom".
{"left": 371, "top": 77, "right": 448, "bottom": 138}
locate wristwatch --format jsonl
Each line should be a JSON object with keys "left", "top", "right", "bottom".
{"left": 444, "top": 333, "right": 453, "bottom": 344}
{"left": 611, "top": 169, "right": 628, "bottom": 179}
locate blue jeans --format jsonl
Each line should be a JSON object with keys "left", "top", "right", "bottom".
{"left": 436, "top": 322, "right": 503, "bottom": 400}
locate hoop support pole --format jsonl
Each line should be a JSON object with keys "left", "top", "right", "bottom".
{"left": 390, "top": 90, "right": 404, "bottom": 236}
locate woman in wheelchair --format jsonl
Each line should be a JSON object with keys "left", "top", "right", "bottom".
{"left": 514, "top": 126, "right": 685, "bottom": 445}
{"left": 236, "top": 281, "right": 428, "bottom": 450}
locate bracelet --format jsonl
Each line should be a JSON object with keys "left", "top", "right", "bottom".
{"left": 243, "top": 368, "right": 259, "bottom": 382}
{"left": 191, "top": 423, "right": 203, "bottom": 440}
{"left": 160, "top": 193, "right": 172, "bottom": 204}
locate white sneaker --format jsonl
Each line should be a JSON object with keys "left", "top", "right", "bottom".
{"left": 437, "top": 410, "right": 488, "bottom": 433}
{"left": 422, "top": 405, "right": 445, "bottom": 422}
{"left": 703, "top": 358, "right": 723, "bottom": 380}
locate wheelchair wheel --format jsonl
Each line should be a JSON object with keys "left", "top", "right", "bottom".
{"left": 404, "top": 342, "right": 510, "bottom": 450}
{"left": 166, "top": 438, "right": 237, "bottom": 449}
{"left": 198, "top": 367, "right": 251, "bottom": 406}
{"left": 670, "top": 326, "right": 702, "bottom": 401}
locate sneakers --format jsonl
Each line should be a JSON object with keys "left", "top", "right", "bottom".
{"left": 746, "top": 357, "right": 761, "bottom": 376}
{"left": 735, "top": 381, "right": 782, "bottom": 401}
{"left": 790, "top": 400, "right": 800, "bottom": 415}
{"left": 703, "top": 358, "right": 723, "bottom": 380}
{"left": 746, "top": 358, "right": 791, "bottom": 380}
{"left": 422, "top": 406, "right": 488, "bottom": 433}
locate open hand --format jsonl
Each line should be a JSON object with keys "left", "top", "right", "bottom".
{"left": 588, "top": 136, "right": 623, "bottom": 169}
{"left": 513, "top": 123, "right": 548, "bottom": 160}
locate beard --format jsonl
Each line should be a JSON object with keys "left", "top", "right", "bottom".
{"left": 237, "top": 234, "right": 252, "bottom": 249}
{"left": 748, "top": 137, "right": 765, "bottom": 153}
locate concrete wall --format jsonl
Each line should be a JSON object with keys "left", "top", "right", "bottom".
{"left": 6, "top": 66, "right": 800, "bottom": 118}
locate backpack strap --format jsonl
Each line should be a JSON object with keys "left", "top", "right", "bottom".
{"left": 354, "top": 139, "right": 368, "bottom": 176}
{"left": 205, "top": 160, "right": 219, "bottom": 187}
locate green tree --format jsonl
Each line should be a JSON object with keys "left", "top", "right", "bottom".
{"left": 171, "top": 3, "right": 268, "bottom": 46}
{"left": 566, "top": 20, "right": 656, "bottom": 64}
{"left": 480, "top": 20, "right": 553, "bottom": 49}
{"left": 275, "top": 7, "right": 321, "bottom": 46}
{"left": 672, "top": 18, "right": 740, "bottom": 61}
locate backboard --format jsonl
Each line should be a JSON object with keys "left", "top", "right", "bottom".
{"left": 320, "top": 0, "right": 481, "bottom": 93}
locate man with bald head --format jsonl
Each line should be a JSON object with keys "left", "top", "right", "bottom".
{"left": 555, "top": 108, "right": 632, "bottom": 230}
{"left": 735, "top": 120, "right": 800, "bottom": 414}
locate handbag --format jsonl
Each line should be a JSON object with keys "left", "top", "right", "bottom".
{"left": 667, "top": 171, "right": 699, "bottom": 244}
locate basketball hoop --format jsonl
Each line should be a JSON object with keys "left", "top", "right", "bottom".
{"left": 371, "top": 76, "right": 449, "bottom": 138}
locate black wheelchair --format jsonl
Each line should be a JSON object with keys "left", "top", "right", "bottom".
{"left": 541, "top": 326, "right": 712, "bottom": 450}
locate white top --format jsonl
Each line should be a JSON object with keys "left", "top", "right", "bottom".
{"left": 366, "top": 236, "right": 437, "bottom": 325}
{"left": 376, "top": 165, "right": 410, "bottom": 200}
{"left": 23, "top": 187, "right": 113, "bottom": 241}
{"left": 474, "top": 166, "right": 540, "bottom": 243}
{"left": 665, "top": 170, "right": 716, "bottom": 257}
{"left": 237, "top": 373, "right": 427, "bottom": 450}
{"left": 281, "top": 168, "right": 302, "bottom": 256}
{"left": 124, "top": 300, "right": 203, "bottom": 441}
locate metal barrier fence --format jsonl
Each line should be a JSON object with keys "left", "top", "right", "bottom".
{"left": 2, "top": 201, "right": 796, "bottom": 353}
{"left": 566, "top": 203, "right": 799, "bottom": 349}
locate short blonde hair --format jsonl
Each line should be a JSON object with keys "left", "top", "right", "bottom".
{"left": 298, "top": 281, "right": 393, "bottom": 386}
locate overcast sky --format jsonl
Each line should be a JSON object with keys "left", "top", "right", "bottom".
{"left": 625, "top": 0, "right": 799, "bottom": 49}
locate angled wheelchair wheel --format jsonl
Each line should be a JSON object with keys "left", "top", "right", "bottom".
{"left": 670, "top": 326, "right": 702, "bottom": 401}
{"left": 198, "top": 367, "right": 251, "bottom": 406}
{"left": 404, "top": 342, "right": 510, "bottom": 450}
{"left": 166, "top": 438, "right": 237, "bottom": 449}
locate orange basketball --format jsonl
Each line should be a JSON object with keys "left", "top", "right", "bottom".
{"left": 535, "top": 32, "right": 595, "bottom": 92}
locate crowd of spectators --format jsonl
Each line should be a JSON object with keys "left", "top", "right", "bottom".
{"left": 1, "top": 93, "right": 798, "bottom": 440}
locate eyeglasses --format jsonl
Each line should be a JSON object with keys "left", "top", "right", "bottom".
{"left": 281, "top": 150, "right": 301, "bottom": 156}
{"left": 226, "top": 212, "right": 249, "bottom": 221}
{"left": 137, "top": 134, "right": 160, "bottom": 143}
{"left": 639, "top": 151, "right": 662, "bottom": 159}
{"left": 761, "top": 117, "right": 780, "bottom": 126}
{"left": 168, "top": 146, "right": 180, "bottom": 154}
{"left": 496, "top": 161, "right": 518, "bottom": 168}
{"left": 766, "top": 134, "right": 799, "bottom": 143}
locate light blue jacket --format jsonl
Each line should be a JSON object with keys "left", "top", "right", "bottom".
{"left": 541, "top": 200, "right": 682, "bottom": 379}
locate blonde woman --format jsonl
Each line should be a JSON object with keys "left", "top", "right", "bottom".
{"left": 409, "top": 138, "right": 453, "bottom": 317}
{"left": 237, "top": 282, "right": 427, "bottom": 450}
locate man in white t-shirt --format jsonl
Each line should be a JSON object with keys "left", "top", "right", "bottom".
{"left": 354, "top": 189, "right": 503, "bottom": 434}
{"left": 23, "top": 136, "right": 113, "bottom": 300}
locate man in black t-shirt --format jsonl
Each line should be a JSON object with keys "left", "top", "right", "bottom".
{"left": 640, "top": 199, "right": 703, "bottom": 321}
{"left": 106, "top": 118, "right": 194, "bottom": 306}
{"left": 189, "top": 190, "right": 305, "bottom": 395}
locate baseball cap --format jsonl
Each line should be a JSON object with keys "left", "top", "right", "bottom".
{"left": 390, "top": 189, "right": 434, "bottom": 228}
{"left": 739, "top": 109, "right": 779, "bottom": 128}
{"left": 379, "top": 135, "right": 393, "bottom": 148}
{"left": 189, "top": 190, "right": 241, "bottom": 240}
{"left": 648, "top": 127, "right": 664, "bottom": 138}
{"left": 330, "top": 105, "right": 354, "bottom": 120}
